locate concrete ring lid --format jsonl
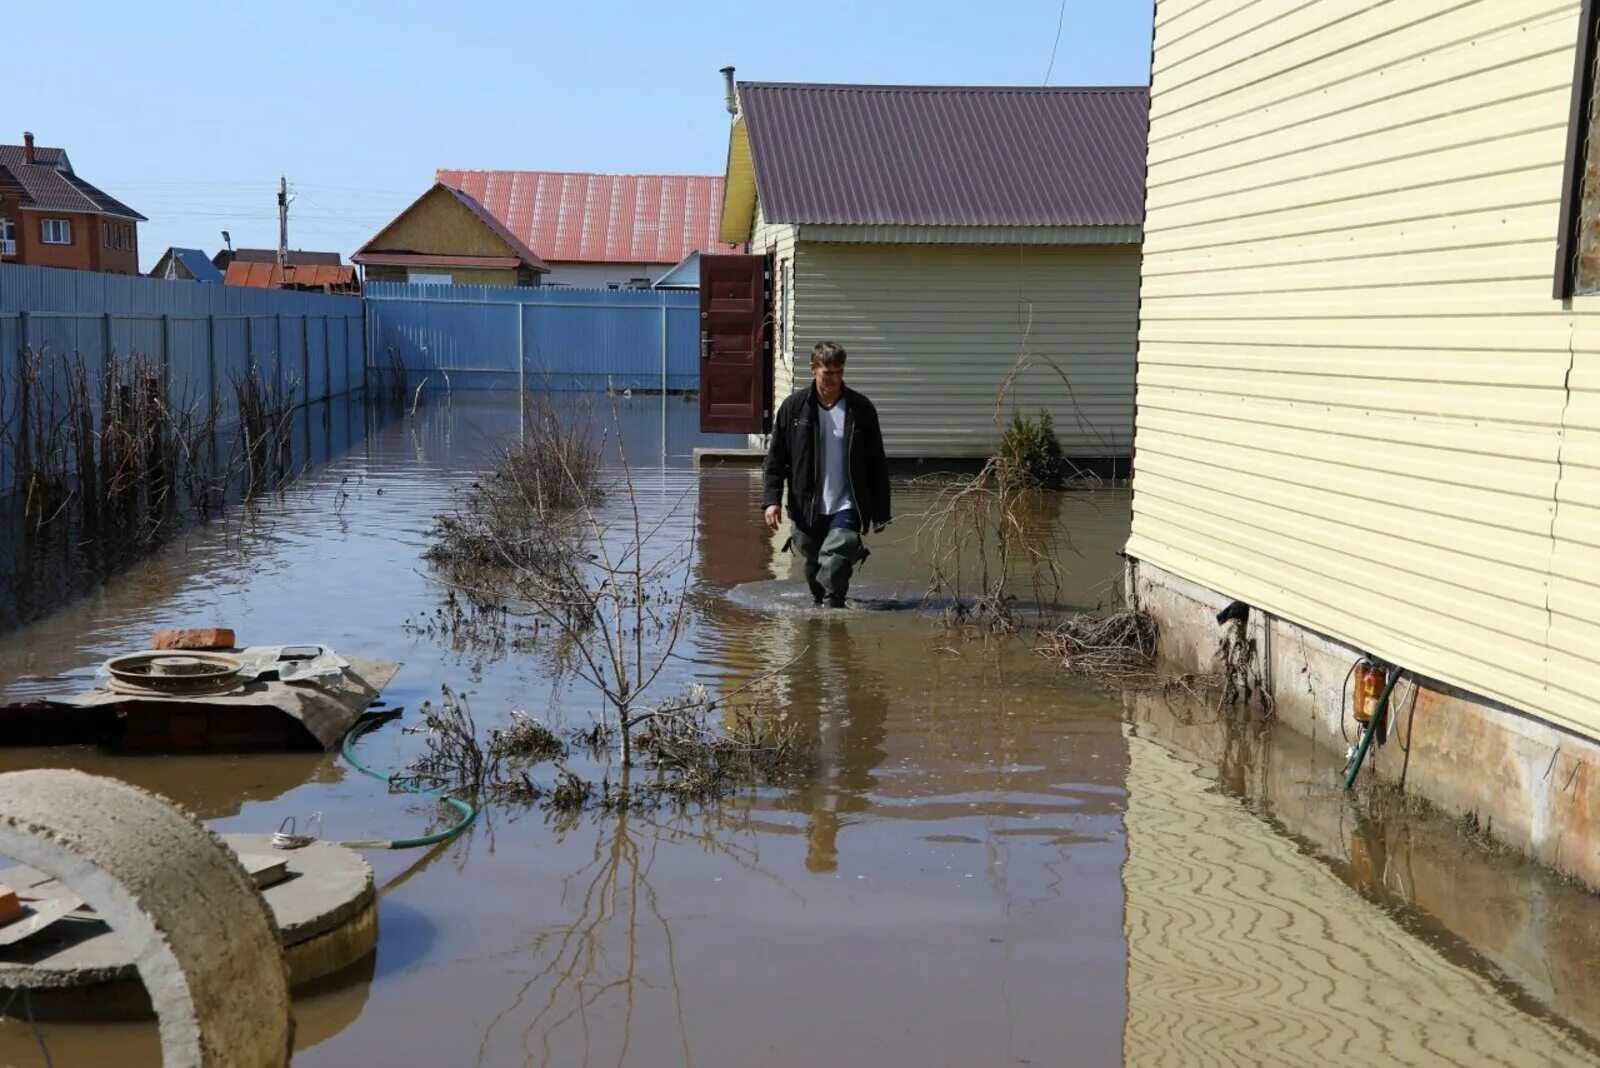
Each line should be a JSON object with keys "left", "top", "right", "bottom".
{"left": 0, "top": 833, "right": 374, "bottom": 990}
{"left": 0, "top": 768, "right": 291, "bottom": 1068}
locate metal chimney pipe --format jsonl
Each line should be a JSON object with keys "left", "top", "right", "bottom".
{"left": 720, "top": 67, "right": 738, "bottom": 118}
{"left": 22, "top": 132, "right": 34, "bottom": 165}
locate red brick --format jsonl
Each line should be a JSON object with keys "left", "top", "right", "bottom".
{"left": 151, "top": 628, "right": 236, "bottom": 651}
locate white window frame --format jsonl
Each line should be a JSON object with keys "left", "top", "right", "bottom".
{"left": 41, "top": 218, "right": 72, "bottom": 245}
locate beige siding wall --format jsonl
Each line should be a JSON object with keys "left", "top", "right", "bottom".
{"left": 789, "top": 242, "right": 1138, "bottom": 458}
{"left": 749, "top": 203, "right": 798, "bottom": 400}
{"left": 1129, "top": 1, "right": 1600, "bottom": 734}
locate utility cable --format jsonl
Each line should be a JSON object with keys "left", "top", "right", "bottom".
{"left": 1043, "top": 0, "right": 1069, "bottom": 84}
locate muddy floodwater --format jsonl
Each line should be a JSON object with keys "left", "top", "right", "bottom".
{"left": 2, "top": 393, "right": 1600, "bottom": 1066}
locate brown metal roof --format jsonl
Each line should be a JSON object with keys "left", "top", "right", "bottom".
{"left": 736, "top": 83, "right": 1148, "bottom": 227}
{"left": 0, "top": 143, "right": 145, "bottom": 220}
{"left": 228, "top": 248, "right": 343, "bottom": 266}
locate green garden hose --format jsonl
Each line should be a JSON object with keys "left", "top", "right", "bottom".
{"left": 1342, "top": 669, "right": 1405, "bottom": 790}
{"left": 336, "top": 712, "right": 477, "bottom": 849}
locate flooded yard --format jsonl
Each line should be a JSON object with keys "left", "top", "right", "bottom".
{"left": 1, "top": 393, "right": 1598, "bottom": 1066}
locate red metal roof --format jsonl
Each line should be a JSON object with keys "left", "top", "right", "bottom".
{"left": 224, "top": 261, "right": 358, "bottom": 290}
{"left": 736, "top": 83, "right": 1149, "bottom": 227}
{"left": 436, "top": 169, "right": 740, "bottom": 264}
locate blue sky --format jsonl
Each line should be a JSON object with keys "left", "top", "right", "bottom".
{"left": 13, "top": 1, "right": 1154, "bottom": 271}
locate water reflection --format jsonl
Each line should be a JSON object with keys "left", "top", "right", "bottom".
{"left": 3, "top": 394, "right": 1593, "bottom": 1067}
{"left": 1122, "top": 688, "right": 1600, "bottom": 1064}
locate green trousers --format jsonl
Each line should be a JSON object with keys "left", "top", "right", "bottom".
{"left": 791, "top": 518, "right": 865, "bottom": 604}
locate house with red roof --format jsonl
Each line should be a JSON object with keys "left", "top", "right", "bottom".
{"left": 718, "top": 81, "right": 1148, "bottom": 459}
{"left": 435, "top": 169, "right": 738, "bottom": 288}
{"left": 0, "top": 132, "right": 146, "bottom": 275}
{"left": 352, "top": 183, "right": 548, "bottom": 287}
{"left": 222, "top": 258, "right": 360, "bottom": 294}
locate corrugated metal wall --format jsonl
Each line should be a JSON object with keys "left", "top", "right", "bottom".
{"left": 1128, "top": 1, "right": 1600, "bottom": 734}
{"left": 363, "top": 283, "right": 701, "bottom": 392}
{"left": 0, "top": 262, "right": 364, "bottom": 493}
{"left": 788, "top": 243, "right": 1139, "bottom": 458}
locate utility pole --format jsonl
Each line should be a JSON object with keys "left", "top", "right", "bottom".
{"left": 276, "top": 176, "right": 289, "bottom": 283}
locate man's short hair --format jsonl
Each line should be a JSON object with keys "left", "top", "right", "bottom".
{"left": 810, "top": 340, "right": 847, "bottom": 368}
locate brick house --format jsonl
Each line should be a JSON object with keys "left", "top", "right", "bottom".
{"left": 0, "top": 133, "right": 145, "bottom": 275}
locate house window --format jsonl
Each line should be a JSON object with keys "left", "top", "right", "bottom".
{"left": 0, "top": 218, "right": 15, "bottom": 254}
{"left": 125, "top": 225, "right": 133, "bottom": 249}
{"left": 102, "top": 222, "right": 110, "bottom": 247}
{"left": 1558, "top": 0, "right": 1600, "bottom": 297}
{"left": 41, "top": 218, "right": 72, "bottom": 244}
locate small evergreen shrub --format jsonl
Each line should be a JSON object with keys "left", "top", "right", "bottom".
{"left": 998, "top": 408, "right": 1064, "bottom": 488}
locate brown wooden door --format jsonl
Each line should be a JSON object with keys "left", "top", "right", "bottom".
{"left": 698, "top": 254, "right": 769, "bottom": 434}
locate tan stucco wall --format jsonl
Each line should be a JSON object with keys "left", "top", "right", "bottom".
{"left": 365, "top": 187, "right": 517, "bottom": 258}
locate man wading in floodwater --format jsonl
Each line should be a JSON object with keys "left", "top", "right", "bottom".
{"left": 762, "top": 341, "right": 892, "bottom": 608}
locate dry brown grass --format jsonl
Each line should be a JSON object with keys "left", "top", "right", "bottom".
{"left": 1034, "top": 608, "right": 1160, "bottom": 681}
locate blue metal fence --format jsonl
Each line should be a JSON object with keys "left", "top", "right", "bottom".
{"left": 0, "top": 261, "right": 364, "bottom": 492}
{"left": 363, "top": 283, "right": 701, "bottom": 392}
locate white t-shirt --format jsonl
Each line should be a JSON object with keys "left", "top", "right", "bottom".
{"left": 819, "top": 397, "right": 854, "bottom": 516}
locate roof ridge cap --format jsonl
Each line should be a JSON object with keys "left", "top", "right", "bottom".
{"left": 739, "top": 82, "right": 1148, "bottom": 93}
{"left": 437, "top": 168, "right": 725, "bottom": 180}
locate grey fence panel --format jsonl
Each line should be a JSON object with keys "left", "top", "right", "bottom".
{"left": 0, "top": 262, "right": 365, "bottom": 493}
{"left": 364, "top": 283, "right": 701, "bottom": 392}
{"left": 167, "top": 318, "right": 212, "bottom": 409}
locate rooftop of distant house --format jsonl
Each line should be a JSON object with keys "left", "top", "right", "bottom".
{"left": 0, "top": 132, "right": 145, "bottom": 220}
{"left": 223, "top": 259, "right": 358, "bottom": 291}
{"left": 213, "top": 247, "right": 344, "bottom": 270}
{"left": 435, "top": 169, "right": 739, "bottom": 265}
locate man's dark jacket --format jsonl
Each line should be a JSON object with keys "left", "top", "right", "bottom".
{"left": 762, "top": 384, "right": 891, "bottom": 529}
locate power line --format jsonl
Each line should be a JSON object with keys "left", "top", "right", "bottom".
{"left": 1043, "top": 0, "right": 1069, "bottom": 85}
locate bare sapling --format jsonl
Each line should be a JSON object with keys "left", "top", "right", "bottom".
{"left": 419, "top": 395, "right": 809, "bottom": 810}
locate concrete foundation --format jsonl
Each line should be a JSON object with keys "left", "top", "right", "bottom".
{"left": 0, "top": 769, "right": 290, "bottom": 1068}
{"left": 693, "top": 446, "right": 766, "bottom": 468}
{"left": 1129, "top": 557, "right": 1600, "bottom": 892}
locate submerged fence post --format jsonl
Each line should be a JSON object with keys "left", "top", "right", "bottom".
{"left": 517, "top": 299, "right": 526, "bottom": 441}
{"left": 301, "top": 314, "right": 311, "bottom": 410}
{"left": 102, "top": 311, "right": 113, "bottom": 365}
{"left": 19, "top": 309, "right": 30, "bottom": 353}
{"left": 660, "top": 299, "right": 668, "bottom": 461}
{"left": 206, "top": 314, "right": 218, "bottom": 422}
{"left": 160, "top": 313, "right": 172, "bottom": 396}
